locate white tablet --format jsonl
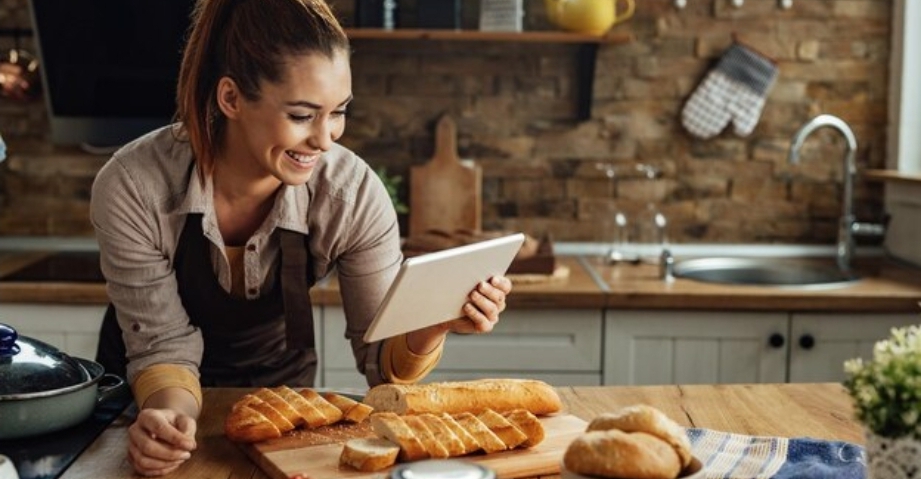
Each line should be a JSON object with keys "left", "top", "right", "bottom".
{"left": 363, "top": 233, "right": 526, "bottom": 343}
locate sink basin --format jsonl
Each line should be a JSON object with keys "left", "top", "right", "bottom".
{"left": 673, "top": 257, "right": 860, "bottom": 289}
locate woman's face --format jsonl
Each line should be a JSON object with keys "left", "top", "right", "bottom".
{"left": 220, "top": 49, "right": 352, "bottom": 186}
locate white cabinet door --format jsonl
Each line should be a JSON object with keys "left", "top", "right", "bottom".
{"left": 321, "top": 307, "right": 604, "bottom": 388}
{"left": 788, "top": 312, "right": 919, "bottom": 383}
{"left": 0, "top": 304, "right": 107, "bottom": 359}
{"left": 604, "top": 311, "right": 788, "bottom": 385}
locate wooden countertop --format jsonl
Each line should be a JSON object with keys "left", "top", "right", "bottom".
{"left": 3, "top": 251, "right": 921, "bottom": 312}
{"left": 59, "top": 383, "right": 863, "bottom": 479}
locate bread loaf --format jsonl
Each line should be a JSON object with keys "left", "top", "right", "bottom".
{"left": 564, "top": 430, "right": 681, "bottom": 479}
{"left": 225, "top": 387, "right": 371, "bottom": 443}
{"left": 322, "top": 392, "right": 374, "bottom": 423}
{"left": 564, "top": 404, "right": 693, "bottom": 479}
{"left": 587, "top": 405, "right": 692, "bottom": 468}
{"left": 363, "top": 379, "right": 563, "bottom": 416}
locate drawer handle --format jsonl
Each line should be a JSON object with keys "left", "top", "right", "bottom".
{"left": 768, "top": 333, "right": 785, "bottom": 349}
{"left": 799, "top": 334, "right": 815, "bottom": 350}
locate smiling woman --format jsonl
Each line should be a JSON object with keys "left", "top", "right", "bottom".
{"left": 87, "top": 0, "right": 513, "bottom": 476}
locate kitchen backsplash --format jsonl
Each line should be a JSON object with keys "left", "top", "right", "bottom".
{"left": 0, "top": 0, "right": 889, "bottom": 244}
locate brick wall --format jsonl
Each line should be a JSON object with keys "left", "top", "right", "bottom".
{"left": 0, "top": 0, "right": 890, "bottom": 244}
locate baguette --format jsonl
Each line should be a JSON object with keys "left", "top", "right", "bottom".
{"left": 453, "top": 412, "right": 508, "bottom": 453}
{"left": 369, "top": 412, "right": 429, "bottom": 462}
{"left": 403, "top": 415, "right": 451, "bottom": 458}
{"left": 419, "top": 413, "right": 466, "bottom": 457}
{"left": 225, "top": 387, "right": 360, "bottom": 443}
{"left": 503, "top": 409, "right": 545, "bottom": 448}
{"left": 439, "top": 413, "right": 480, "bottom": 455}
{"left": 363, "top": 379, "right": 563, "bottom": 416}
{"left": 477, "top": 409, "right": 528, "bottom": 449}
{"left": 224, "top": 404, "right": 282, "bottom": 443}
{"left": 322, "top": 392, "right": 374, "bottom": 423}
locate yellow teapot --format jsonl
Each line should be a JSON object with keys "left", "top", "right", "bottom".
{"left": 544, "top": 0, "right": 635, "bottom": 36}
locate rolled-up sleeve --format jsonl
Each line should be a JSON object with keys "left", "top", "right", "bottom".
{"left": 90, "top": 155, "right": 203, "bottom": 383}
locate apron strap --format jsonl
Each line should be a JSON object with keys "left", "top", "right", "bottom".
{"left": 279, "top": 230, "right": 315, "bottom": 351}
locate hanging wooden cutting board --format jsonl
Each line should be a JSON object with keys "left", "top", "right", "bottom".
{"left": 409, "top": 114, "right": 482, "bottom": 237}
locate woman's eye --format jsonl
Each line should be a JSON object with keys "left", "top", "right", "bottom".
{"left": 331, "top": 109, "right": 348, "bottom": 119}
{"left": 288, "top": 113, "right": 315, "bottom": 123}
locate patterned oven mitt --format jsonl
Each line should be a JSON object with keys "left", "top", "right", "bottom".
{"left": 681, "top": 42, "right": 778, "bottom": 139}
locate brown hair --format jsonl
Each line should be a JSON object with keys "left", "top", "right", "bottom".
{"left": 175, "top": 0, "right": 349, "bottom": 180}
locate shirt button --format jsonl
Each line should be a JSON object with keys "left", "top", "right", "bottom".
{"left": 131, "top": 323, "right": 141, "bottom": 332}
{"left": 248, "top": 288, "right": 258, "bottom": 295}
{"left": 246, "top": 244, "right": 256, "bottom": 252}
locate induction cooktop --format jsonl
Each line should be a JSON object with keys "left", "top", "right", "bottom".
{"left": 0, "top": 252, "right": 104, "bottom": 283}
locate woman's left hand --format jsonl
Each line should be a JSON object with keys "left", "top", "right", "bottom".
{"left": 452, "top": 275, "right": 513, "bottom": 334}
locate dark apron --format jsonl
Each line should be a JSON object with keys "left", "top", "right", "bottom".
{"left": 96, "top": 214, "right": 317, "bottom": 387}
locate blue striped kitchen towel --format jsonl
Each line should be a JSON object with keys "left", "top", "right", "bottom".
{"left": 687, "top": 428, "right": 866, "bottom": 479}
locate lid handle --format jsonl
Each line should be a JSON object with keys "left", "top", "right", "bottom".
{"left": 0, "top": 323, "right": 21, "bottom": 358}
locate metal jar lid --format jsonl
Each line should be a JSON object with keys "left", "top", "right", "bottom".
{"left": 390, "top": 459, "right": 496, "bottom": 479}
{"left": 0, "top": 323, "right": 90, "bottom": 396}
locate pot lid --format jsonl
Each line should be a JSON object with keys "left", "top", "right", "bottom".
{"left": 0, "top": 323, "right": 90, "bottom": 395}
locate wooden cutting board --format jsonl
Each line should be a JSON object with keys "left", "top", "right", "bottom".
{"left": 242, "top": 414, "right": 587, "bottom": 479}
{"left": 409, "top": 114, "right": 482, "bottom": 237}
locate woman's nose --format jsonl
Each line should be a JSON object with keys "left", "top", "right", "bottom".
{"left": 307, "top": 119, "right": 334, "bottom": 151}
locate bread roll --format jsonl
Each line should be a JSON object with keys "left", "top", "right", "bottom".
{"left": 339, "top": 438, "right": 400, "bottom": 472}
{"left": 363, "top": 379, "right": 563, "bottom": 416}
{"left": 587, "top": 405, "right": 692, "bottom": 468}
{"left": 564, "top": 430, "right": 681, "bottom": 479}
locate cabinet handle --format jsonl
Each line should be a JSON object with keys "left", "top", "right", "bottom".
{"left": 768, "top": 333, "right": 785, "bottom": 349}
{"left": 799, "top": 334, "right": 815, "bottom": 350}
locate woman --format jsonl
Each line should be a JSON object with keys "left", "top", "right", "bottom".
{"left": 89, "top": 0, "right": 512, "bottom": 475}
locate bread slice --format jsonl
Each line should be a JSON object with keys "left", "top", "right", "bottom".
{"left": 224, "top": 404, "right": 281, "bottom": 443}
{"left": 274, "top": 385, "right": 328, "bottom": 428}
{"left": 363, "top": 379, "right": 563, "bottom": 416}
{"left": 564, "top": 430, "right": 681, "bottom": 479}
{"left": 255, "top": 387, "right": 303, "bottom": 427}
{"left": 454, "top": 412, "right": 507, "bottom": 453}
{"left": 403, "top": 415, "right": 450, "bottom": 458}
{"left": 235, "top": 394, "right": 295, "bottom": 433}
{"left": 370, "top": 412, "right": 429, "bottom": 462}
{"left": 322, "top": 392, "right": 374, "bottom": 423}
{"left": 440, "top": 413, "right": 480, "bottom": 455}
{"left": 503, "top": 409, "right": 545, "bottom": 448}
{"left": 477, "top": 409, "right": 528, "bottom": 449}
{"left": 419, "top": 413, "right": 466, "bottom": 457}
{"left": 586, "top": 404, "right": 692, "bottom": 468}
{"left": 339, "top": 437, "right": 400, "bottom": 472}
{"left": 297, "top": 388, "right": 344, "bottom": 425}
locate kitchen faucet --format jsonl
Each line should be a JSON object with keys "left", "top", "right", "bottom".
{"left": 788, "top": 114, "right": 885, "bottom": 272}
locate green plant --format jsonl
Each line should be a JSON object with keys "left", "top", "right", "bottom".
{"left": 374, "top": 166, "right": 408, "bottom": 214}
{"left": 843, "top": 324, "right": 921, "bottom": 439}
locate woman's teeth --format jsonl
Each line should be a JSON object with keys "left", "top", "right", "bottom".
{"left": 286, "top": 151, "right": 314, "bottom": 164}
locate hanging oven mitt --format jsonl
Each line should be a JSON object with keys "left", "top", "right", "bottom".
{"left": 681, "top": 42, "right": 778, "bottom": 139}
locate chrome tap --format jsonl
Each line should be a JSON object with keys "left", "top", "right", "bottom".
{"left": 788, "top": 114, "right": 884, "bottom": 272}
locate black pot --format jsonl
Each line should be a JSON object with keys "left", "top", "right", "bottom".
{"left": 0, "top": 323, "right": 125, "bottom": 440}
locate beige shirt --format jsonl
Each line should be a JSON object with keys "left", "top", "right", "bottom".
{"left": 90, "top": 125, "right": 402, "bottom": 386}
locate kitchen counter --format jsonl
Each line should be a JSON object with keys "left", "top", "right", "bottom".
{"left": 3, "top": 250, "right": 921, "bottom": 312}
{"left": 58, "top": 383, "right": 862, "bottom": 479}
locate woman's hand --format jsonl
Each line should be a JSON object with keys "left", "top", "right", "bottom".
{"left": 454, "top": 275, "right": 513, "bottom": 334}
{"left": 127, "top": 408, "right": 197, "bottom": 476}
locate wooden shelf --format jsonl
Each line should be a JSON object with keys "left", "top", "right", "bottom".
{"left": 344, "top": 28, "right": 633, "bottom": 120}
{"left": 344, "top": 28, "right": 633, "bottom": 44}
{"left": 863, "top": 169, "right": 921, "bottom": 185}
